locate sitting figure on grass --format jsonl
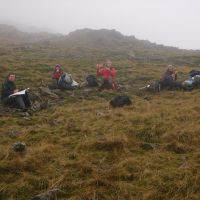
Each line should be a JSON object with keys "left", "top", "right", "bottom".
{"left": 52, "top": 64, "right": 78, "bottom": 90}
{"left": 96, "top": 62, "right": 117, "bottom": 91}
{"left": 160, "top": 65, "right": 181, "bottom": 90}
{"left": 1, "top": 73, "right": 31, "bottom": 112}
{"left": 51, "top": 64, "right": 63, "bottom": 88}
{"left": 140, "top": 65, "right": 181, "bottom": 92}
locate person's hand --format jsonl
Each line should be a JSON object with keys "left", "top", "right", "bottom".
{"left": 14, "top": 90, "right": 19, "bottom": 93}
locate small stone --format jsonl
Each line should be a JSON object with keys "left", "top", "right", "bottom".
{"left": 96, "top": 111, "right": 105, "bottom": 117}
{"left": 139, "top": 143, "right": 157, "bottom": 151}
{"left": 13, "top": 142, "right": 26, "bottom": 152}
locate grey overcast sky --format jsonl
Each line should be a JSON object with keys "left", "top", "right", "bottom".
{"left": 0, "top": 0, "right": 199, "bottom": 49}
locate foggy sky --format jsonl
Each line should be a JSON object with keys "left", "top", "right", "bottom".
{"left": 0, "top": 0, "right": 200, "bottom": 50}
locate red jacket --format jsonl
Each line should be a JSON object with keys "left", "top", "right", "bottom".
{"left": 96, "top": 66, "right": 111, "bottom": 80}
{"left": 96, "top": 65, "right": 117, "bottom": 90}
{"left": 52, "top": 67, "right": 63, "bottom": 80}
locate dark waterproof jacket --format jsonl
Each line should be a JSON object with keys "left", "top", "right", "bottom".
{"left": 1, "top": 80, "right": 16, "bottom": 100}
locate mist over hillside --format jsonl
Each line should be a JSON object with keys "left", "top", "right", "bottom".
{"left": 0, "top": 24, "right": 200, "bottom": 65}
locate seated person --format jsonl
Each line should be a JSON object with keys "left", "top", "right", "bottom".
{"left": 52, "top": 64, "right": 63, "bottom": 85}
{"left": 162, "top": 65, "right": 177, "bottom": 81}
{"left": 1, "top": 73, "right": 31, "bottom": 111}
{"left": 161, "top": 65, "right": 179, "bottom": 89}
{"left": 96, "top": 63, "right": 117, "bottom": 91}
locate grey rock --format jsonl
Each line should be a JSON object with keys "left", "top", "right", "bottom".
{"left": 13, "top": 142, "right": 26, "bottom": 152}
{"left": 96, "top": 111, "right": 105, "bottom": 117}
{"left": 39, "top": 87, "right": 59, "bottom": 98}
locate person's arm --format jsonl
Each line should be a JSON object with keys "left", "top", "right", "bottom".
{"left": 2, "top": 82, "right": 16, "bottom": 97}
{"left": 96, "top": 64, "right": 101, "bottom": 77}
{"left": 174, "top": 71, "right": 178, "bottom": 80}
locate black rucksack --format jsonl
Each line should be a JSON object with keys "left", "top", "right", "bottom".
{"left": 86, "top": 75, "right": 98, "bottom": 87}
{"left": 110, "top": 96, "right": 132, "bottom": 108}
{"left": 189, "top": 70, "right": 200, "bottom": 78}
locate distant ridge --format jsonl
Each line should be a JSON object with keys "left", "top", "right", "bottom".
{"left": 0, "top": 24, "right": 200, "bottom": 64}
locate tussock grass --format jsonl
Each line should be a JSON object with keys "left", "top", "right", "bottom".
{"left": 1, "top": 44, "right": 200, "bottom": 199}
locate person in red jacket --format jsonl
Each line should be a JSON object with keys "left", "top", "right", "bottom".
{"left": 52, "top": 64, "right": 63, "bottom": 81}
{"left": 52, "top": 64, "right": 64, "bottom": 88}
{"left": 96, "top": 63, "right": 117, "bottom": 90}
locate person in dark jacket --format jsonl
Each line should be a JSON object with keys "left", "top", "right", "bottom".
{"left": 1, "top": 73, "right": 31, "bottom": 111}
{"left": 161, "top": 65, "right": 181, "bottom": 89}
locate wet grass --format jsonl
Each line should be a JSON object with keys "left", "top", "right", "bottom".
{"left": 1, "top": 44, "right": 200, "bottom": 199}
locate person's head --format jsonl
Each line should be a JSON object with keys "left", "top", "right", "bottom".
{"left": 106, "top": 59, "right": 112, "bottom": 67}
{"left": 7, "top": 73, "right": 16, "bottom": 82}
{"left": 55, "top": 64, "right": 61, "bottom": 71}
{"left": 167, "top": 65, "right": 174, "bottom": 72}
{"left": 98, "top": 63, "right": 104, "bottom": 68}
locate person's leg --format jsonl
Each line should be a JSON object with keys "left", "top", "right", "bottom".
{"left": 23, "top": 92, "right": 31, "bottom": 108}
{"left": 62, "top": 83, "right": 74, "bottom": 90}
{"left": 172, "top": 81, "right": 183, "bottom": 90}
{"left": 15, "top": 96, "right": 26, "bottom": 109}
{"left": 99, "top": 79, "right": 106, "bottom": 90}
{"left": 100, "top": 79, "right": 112, "bottom": 90}
{"left": 2, "top": 97, "right": 15, "bottom": 107}
{"left": 161, "top": 79, "right": 171, "bottom": 90}
{"left": 104, "top": 79, "right": 112, "bottom": 89}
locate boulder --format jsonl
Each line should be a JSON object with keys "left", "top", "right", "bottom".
{"left": 39, "top": 87, "right": 59, "bottom": 98}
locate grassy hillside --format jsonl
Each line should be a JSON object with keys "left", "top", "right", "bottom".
{"left": 1, "top": 42, "right": 200, "bottom": 200}
{"left": 1, "top": 27, "right": 200, "bottom": 200}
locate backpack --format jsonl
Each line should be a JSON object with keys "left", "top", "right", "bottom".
{"left": 189, "top": 70, "right": 200, "bottom": 78}
{"left": 58, "top": 73, "right": 74, "bottom": 90}
{"left": 110, "top": 96, "right": 132, "bottom": 108}
{"left": 86, "top": 75, "right": 98, "bottom": 87}
{"left": 59, "top": 73, "right": 73, "bottom": 84}
{"left": 182, "top": 79, "right": 194, "bottom": 90}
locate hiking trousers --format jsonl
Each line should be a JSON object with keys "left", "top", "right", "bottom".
{"left": 2, "top": 92, "right": 31, "bottom": 109}
{"left": 99, "top": 79, "right": 112, "bottom": 90}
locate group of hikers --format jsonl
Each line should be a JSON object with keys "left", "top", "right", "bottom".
{"left": 0, "top": 60, "right": 117, "bottom": 111}
{"left": 1, "top": 61, "right": 200, "bottom": 112}
{"left": 51, "top": 60, "right": 117, "bottom": 91}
